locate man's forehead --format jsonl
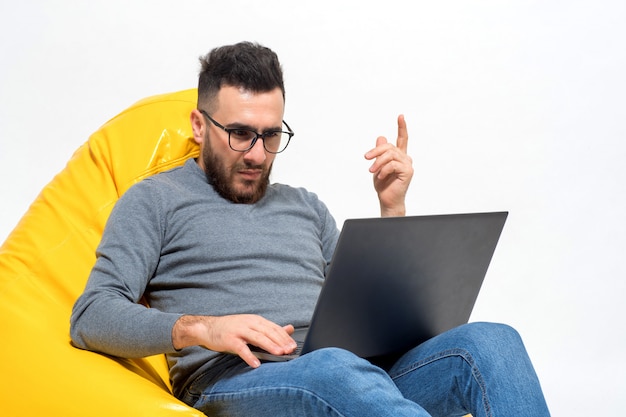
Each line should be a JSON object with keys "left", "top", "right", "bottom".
{"left": 213, "top": 86, "right": 285, "bottom": 125}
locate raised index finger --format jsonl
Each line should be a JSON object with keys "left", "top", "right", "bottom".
{"left": 396, "top": 114, "right": 409, "bottom": 153}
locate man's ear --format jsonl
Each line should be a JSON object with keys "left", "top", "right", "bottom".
{"left": 190, "top": 109, "right": 205, "bottom": 145}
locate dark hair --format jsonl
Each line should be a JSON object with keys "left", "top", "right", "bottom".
{"left": 197, "top": 42, "right": 285, "bottom": 111}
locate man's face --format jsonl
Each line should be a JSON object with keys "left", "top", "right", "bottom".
{"left": 192, "top": 85, "right": 284, "bottom": 204}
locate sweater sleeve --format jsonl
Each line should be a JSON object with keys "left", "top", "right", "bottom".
{"left": 70, "top": 180, "right": 182, "bottom": 358}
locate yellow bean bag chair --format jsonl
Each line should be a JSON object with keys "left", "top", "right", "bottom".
{"left": 0, "top": 89, "right": 204, "bottom": 416}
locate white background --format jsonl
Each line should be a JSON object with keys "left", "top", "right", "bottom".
{"left": 1, "top": 1, "right": 624, "bottom": 415}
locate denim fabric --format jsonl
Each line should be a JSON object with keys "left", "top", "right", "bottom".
{"left": 182, "top": 322, "right": 550, "bottom": 417}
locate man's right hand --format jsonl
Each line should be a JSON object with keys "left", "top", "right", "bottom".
{"left": 172, "top": 314, "right": 297, "bottom": 368}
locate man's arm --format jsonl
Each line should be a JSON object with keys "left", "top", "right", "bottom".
{"left": 70, "top": 182, "right": 182, "bottom": 358}
{"left": 364, "top": 115, "right": 414, "bottom": 217}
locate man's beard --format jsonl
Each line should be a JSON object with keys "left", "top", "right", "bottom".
{"left": 201, "top": 139, "right": 272, "bottom": 204}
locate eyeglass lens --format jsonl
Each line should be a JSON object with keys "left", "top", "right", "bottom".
{"left": 229, "top": 129, "right": 291, "bottom": 153}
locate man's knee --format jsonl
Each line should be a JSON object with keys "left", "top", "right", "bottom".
{"left": 448, "top": 322, "right": 531, "bottom": 375}
{"left": 459, "top": 322, "right": 524, "bottom": 350}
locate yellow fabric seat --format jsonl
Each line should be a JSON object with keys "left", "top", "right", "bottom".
{"left": 0, "top": 89, "right": 204, "bottom": 416}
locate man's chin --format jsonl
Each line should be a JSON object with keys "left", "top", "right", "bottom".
{"left": 229, "top": 180, "right": 267, "bottom": 204}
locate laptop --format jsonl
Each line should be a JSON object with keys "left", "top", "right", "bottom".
{"left": 251, "top": 211, "right": 508, "bottom": 362}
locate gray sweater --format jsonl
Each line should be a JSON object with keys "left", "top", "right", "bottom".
{"left": 70, "top": 159, "right": 340, "bottom": 398}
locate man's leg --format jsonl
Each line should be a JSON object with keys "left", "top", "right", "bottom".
{"left": 388, "top": 322, "right": 551, "bottom": 417}
{"left": 184, "top": 347, "right": 431, "bottom": 417}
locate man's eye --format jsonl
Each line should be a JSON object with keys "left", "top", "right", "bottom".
{"left": 263, "top": 131, "right": 280, "bottom": 139}
{"left": 230, "top": 130, "right": 254, "bottom": 140}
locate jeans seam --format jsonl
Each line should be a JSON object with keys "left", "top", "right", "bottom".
{"left": 389, "top": 348, "right": 492, "bottom": 417}
{"left": 194, "top": 386, "right": 348, "bottom": 417}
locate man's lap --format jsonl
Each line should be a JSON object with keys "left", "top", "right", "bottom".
{"left": 181, "top": 322, "right": 545, "bottom": 417}
{"left": 183, "top": 347, "right": 428, "bottom": 416}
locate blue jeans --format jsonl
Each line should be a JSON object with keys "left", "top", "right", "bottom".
{"left": 182, "top": 322, "right": 550, "bottom": 417}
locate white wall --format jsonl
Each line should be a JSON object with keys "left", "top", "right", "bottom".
{"left": 1, "top": 1, "right": 624, "bottom": 415}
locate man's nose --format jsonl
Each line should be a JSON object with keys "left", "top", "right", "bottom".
{"left": 243, "top": 137, "right": 267, "bottom": 164}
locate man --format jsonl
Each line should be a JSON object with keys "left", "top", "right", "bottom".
{"left": 71, "top": 42, "right": 550, "bottom": 416}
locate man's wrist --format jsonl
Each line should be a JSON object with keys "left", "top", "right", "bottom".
{"left": 172, "top": 315, "right": 213, "bottom": 350}
{"left": 380, "top": 204, "right": 406, "bottom": 217}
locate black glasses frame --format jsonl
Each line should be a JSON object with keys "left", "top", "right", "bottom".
{"left": 199, "top": 109, "right": 294, "bottom": 154}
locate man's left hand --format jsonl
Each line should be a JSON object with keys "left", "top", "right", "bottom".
{"left": 364, "top": 114, "right": 414, "bottom": 217}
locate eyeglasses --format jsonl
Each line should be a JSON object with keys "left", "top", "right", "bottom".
{"left": 199, "top": 110, "right": 294, "bottom": 154}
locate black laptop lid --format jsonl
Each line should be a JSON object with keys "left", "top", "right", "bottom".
{"left": 301, "top": 211, "right": 508, "bottom": 358}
